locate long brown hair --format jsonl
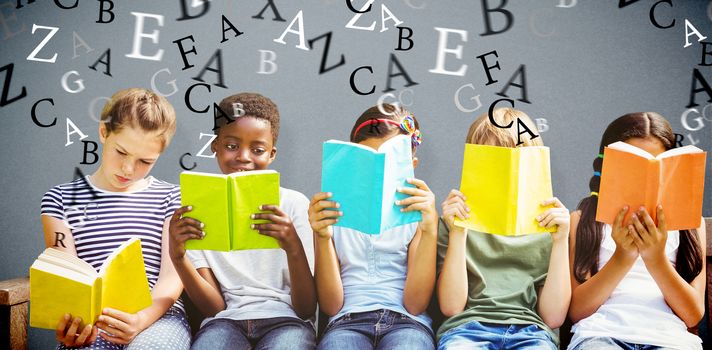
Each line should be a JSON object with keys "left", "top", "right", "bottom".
{"left": 573, "top": 112, "right": 702, "bottom": 283}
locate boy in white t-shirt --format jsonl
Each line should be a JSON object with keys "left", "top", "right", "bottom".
{"left": 168, "top": 93, "right": 316, "bottom": 350}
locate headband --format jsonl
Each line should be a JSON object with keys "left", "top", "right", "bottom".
{"left": 352, "top": 115, "right": 423, "bottom": 147}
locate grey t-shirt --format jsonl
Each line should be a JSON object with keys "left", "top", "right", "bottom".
{"left": 187, "top": 187, "right": 315, "bottom": 325}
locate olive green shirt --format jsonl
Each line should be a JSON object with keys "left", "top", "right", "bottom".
{"left": 436, "top": 220, "right": 557, "bottom": 343}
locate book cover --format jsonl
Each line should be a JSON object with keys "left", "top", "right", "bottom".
{"left": 180, "top": 170, "right": 281, "bottom": 251}
{"left": 29, "top": 238, "right": 152, "bottom": 330}
{"left": 596, "top": 141, "right": 706, "bottom": 230}
{"left": 454, "top": 144, "right": 554, "bottom": 236}
{"left": 321, "top": 134, "right": 421, "bottom": 234}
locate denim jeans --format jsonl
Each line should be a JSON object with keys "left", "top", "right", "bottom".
{"left": 56, "top": 306, "right": 190, "bottom": 350}
{"left": 191, "top": 316, "right": 316, "bottom": 350}
{"left": 570, "top": 336, "right": 677, "bottom": 350}
{"left": 437, "top": 320, "right": 556, "bottom": 350}
{"left": 317, "top": 309, "right": 435, "bottom": 350}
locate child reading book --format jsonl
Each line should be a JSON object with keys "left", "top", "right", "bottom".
{"left": 436, "top": 108, "right": 570, "bottom": 349}
{"left": 310, "top": 104, "right": 437, "bottom": 350}
{"left": 40, "top": 88, "right": 189, "bottom": 349}
{"left": 168, "top": 93, "right": 317, "bottom": 349}
{"left": 568, "top": 112, "right": 705, "bottom": 350}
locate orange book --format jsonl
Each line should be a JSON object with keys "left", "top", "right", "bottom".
{"left": 596, "top": 141, "right": 706, "bottom": 230}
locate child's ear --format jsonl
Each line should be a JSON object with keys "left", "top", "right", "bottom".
{"left": 412, "top": 157, "right": 419, "bottom": 169}
{"left": 210, "top": 137, "right": 217, "bottom": 154}
{"left": 268, "top": 146, "right": 277, "bottom": 164}
{"left": 98, "top": 123, "right": 108, "bottom": 144}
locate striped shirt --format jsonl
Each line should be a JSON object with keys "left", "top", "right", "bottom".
{"left": 41, "top": 175, "right": 183, "bottom": 310}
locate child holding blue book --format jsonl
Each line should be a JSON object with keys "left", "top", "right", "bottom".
{"left": 310, "top": 104, "right": 437, "bottom": 350}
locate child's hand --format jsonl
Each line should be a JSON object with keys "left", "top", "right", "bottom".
{"left": 611, "top": 206, "right": 639, "bottom": 261}
{"left": 628, "top": 205, "right": 668, "bottom": 264}
{"left": 55, "top": 314, "right": 97, "bottom": 347}
{"left": 95, "top": 308, "right": 146, "bottom": 345}
{"left": 252, "top": 205, "right": 304, "bottom": 254}
{"left": 537, "top": 197, "right": 570, "bottom": 241}
{"left": 441, "top": 189, "right": 469, "bottom": 233}
{"left": 168, "top": 206, "right": 204, "bottom": 261}
{"left": 308, "top": 192, "right": 342, "bottom": 240}
{"left": 396, "top": 178, "right": 438, "bottom": 232}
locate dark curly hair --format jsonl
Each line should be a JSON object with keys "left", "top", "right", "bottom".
{"left": 214, "top": 92, "right": 280, "bottom": 143}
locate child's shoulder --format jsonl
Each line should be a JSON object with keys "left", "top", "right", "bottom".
{"left": 44, "top": 177, "right": 92, "bottom": 196}
{"left": 148, "top": 177, "right": 178, "bottom": 191}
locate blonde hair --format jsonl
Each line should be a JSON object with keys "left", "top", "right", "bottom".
{"left": 465, "top": 108, "right": 543, "bottom": 147}
{"left": 100, "top": 88, "right": 177, "bottom": 150}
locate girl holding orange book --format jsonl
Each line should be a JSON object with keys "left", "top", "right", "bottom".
{"left": 568, "top": 112, "right": 706, "bottom": 350}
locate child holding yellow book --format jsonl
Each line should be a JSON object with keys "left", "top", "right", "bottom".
{"left": 568, "top": 112, "right": 705, "bottom": 350}
{"left": 168, "top": 93, "right": 317, "bottom": 349}
{"left": 40, "top": 88, "right": 189, "bottom": 349}
{"left": 310, "top": 104, "right": 437, "bottom": 350}
{"left": 436, "top": 108, "right": 570, "bottom": 349}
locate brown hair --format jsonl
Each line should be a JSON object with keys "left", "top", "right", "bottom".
{"left": 101, "top": 88, "right": 177, "bottom": 149}
{"left": 466, "top": 108, "right": 543, "bottom": 147}
{"left": 573, "top": 112, "right": 702, "bottom": 283}
{"left": 215, "top": 93, "right": 280, "bottom": 143}
{"left": 350, "top": 104, "right": 420, "bottom": 151}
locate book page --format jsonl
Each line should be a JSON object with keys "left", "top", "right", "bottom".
{"left": 597, "top": 146, "right": 652, "bottom": 226}
{"left": 230, "top": 171, "right": 281, "bottom": 250}
{"left": 657, "top": 145, "right": 704, "bottom": 159}
{"left": 607, "top": 141, "right": 654, "bottom": 159}
{"left": 40, "top": 248, "right": 96, "bottom": 277}
{"left": 181, "top": 171, "right": 232, "bottom": 251}
{"left": 100, "top": 238, "right": 152, "bottom": 314}
{"left": 659, "top": 152, "right": 707, "bottom": 229}
{"left": 29, "top": 260, "right": 95, "bottom": 330}
{"left": 381, "top": 135, "right": 421, "bottom": 232}
{"left": 516, "top": 146, "right": 554, "bottom": 235}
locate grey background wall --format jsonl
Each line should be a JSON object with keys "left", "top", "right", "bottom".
{"left": 0, "top": 0, "right": 711, "bottom": 347}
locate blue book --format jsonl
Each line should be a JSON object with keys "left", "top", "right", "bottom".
{"left": 321, "top": 134, "right": 422, "bottom": 234}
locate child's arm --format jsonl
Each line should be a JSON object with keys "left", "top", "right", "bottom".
{"left": 96, "top": 215, "right": 185, "bottom": 344}
{"left": 629, "top": 207, "right": 706, "bottom": 327}
{"left": 568, "top": 206, "right": 638, "bottom": 323}
{"left": 436, "top": 190, "right": 469, "bottom": 317}
{"left": 253, "top": 204, "right": 317, "bottom": 319}
{"left": 535, "top": 198, "right": 571, "bottom": 329}
{"left": 399, "top": 178, "right": 438, "bottom": 315}
{"left": 167, "top": 206, "right": 226, "bottom": 317}
{"left": 41, "top": 215, "right": 98, "bottom": 347}
{"left": 308, "top": 192, "right": 344, "bottom": 317}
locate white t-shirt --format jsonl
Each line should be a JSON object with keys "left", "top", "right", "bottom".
{"left": 186, "top": 187, "right": 315, "bottom": 326}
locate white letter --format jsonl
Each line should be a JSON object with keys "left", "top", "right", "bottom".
{"left": 196, "top": 133, "right": 217, "bottom": 158}
{"left": 377, "top": 92, "right": 398, "bottom": 115}
{"left": 535, "top": 118, "right": 549, "bottom": 133}
{"left": 27, "top": 24, "right": 59, "bottom": 63}
{"left": 151, "top": 68, "right": 178, "bottom": 97}
{"left": 232, "top": 102, "right": 245, "bottom": 117}
{"left": 345, "top": 0, "right": 376, "bottom": 31}
{"left": 684, "top": 19, "right": 707, "bottom": 48}
{"left": 428, "top": 27, "right": 468, "bottom": 76}
{"left": 379, "top": 4, "right": 403, "bottom": 32}
{"left": 61, "top": 70, "right": 85, "bottom": 94}
{"left": 257, "top": 49, "right": 278, "bottom": 74}
{"left": 681, "top": 108, "right": 705, "bottom": 131}
{"left": 65, "top": 118, "right": 88, "bottom": 146}
{"left": 273, "top": 10, "right": 308, "bottom": 51}
{"left": 88, "top": 96, "right": 110, "bottom": 123}
{"left": 454, "top": 83, "right": 482, "bottom": 113}
{"left": 125, "top": 12, "right": 165, "bottom": 61}
{"left": 72, "top": 31, "right": 94, "bottom": 59}
{"left": 556, "top": 0, "right": 576, "bottom": 8}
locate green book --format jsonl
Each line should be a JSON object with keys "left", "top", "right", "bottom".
{"left": 180, "top": 170, "right": 281, "bottom": 251}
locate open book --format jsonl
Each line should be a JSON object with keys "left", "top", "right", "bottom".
{"left": 29, "top": 238, "right": 152, "bottom": 330}
{"left": 454, "top": 144, "right": 555, "bottom": 235}
{"left": 597, "top": 141, "right": 706, "bottom": 230}
{"left": 180, "top": 170, "right": 281, "bottom": 251}
{"left": 321, "top": 134, "right": 421, "bottom": 234}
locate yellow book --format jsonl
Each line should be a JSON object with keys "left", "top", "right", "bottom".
{"left": 29, "top": 238, "right": 152, "bottom": 330}
{"left": 454, "top": 144, "right": 555, "bottom": 235}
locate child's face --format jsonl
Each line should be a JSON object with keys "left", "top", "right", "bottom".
{"left": 98, "top": 124, "right": 164, "bottom": 191}
{"left": 625, "top": 136, "right": 666, "bottom": 157}
{"left": 211, "top": 116, "right": 276, "bottom": 174}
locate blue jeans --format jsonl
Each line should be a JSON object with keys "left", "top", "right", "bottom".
{"left": 56, "top": 306, "right": 190, "bottom": 350}
{"left": 438, "top": 320, "right": 556, "bottom": 350}
{"left": 191, "top": 316, "right": 316, "bottom": 350}
{"left": 570, "top": 336, "right": 677, "bottom": 350}
{"left": 317, "top": 309, "right": 435, "bottom": 350}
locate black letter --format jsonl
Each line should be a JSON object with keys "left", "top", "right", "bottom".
{"left": 88, "top": 49, "right": 112, "bottom": 77}
{"left": 173, "top": 35, "right": 197, "bottom": 70}
{"left": 488, "top": 98, "right": 514, "bottom": 128}
{"left": 221, "top": 15, "right": 244, "bottom": 43}
{"left": 15, "top": 0, "right": 36, "bottom": 10}
{"left": 396, "top": 27, "right": 413, "bottom": 51}
{"left": 480, "top": 0, "right": 513, "bottom": 36}
{"left": 383, "top": 53, "right": 418, "bottom": 93}
{"left": 674, "top": 133, "right": 685, "bottom": 147}
{"left": 476, "top": 50, "right": 501, "bottom": 86}
{"left": 96, "top": 0, "right": 115, "bottom": 24}
{"left": 177, "top": 0, "right": 210, "bottom": 21}
{"left": 54, "top": 232, "right": 66, "bottom": 248}
{"left": 193, "top": 49, "right": 227, "bottom": 88}
{"left": 686, "top": 68, "right": 712, "bottom": 108}
{"left": 213, "top": 103, "right": 233, "bottom": 131}
{"left": 349, "top": 66, "right": 375, "bottom": 95}
{"left": 31, "top": 98, "right": 57, "bottom": 127}
{"left": 515, "top": 118, "right": 539, "bottom": 146}
{"left": 252, "top": 0, "right": 285, "bottom": 21}
{"left": 184, "top": 82, "right": 211, "bottom": 113}
{"left": 0, "top": 63, "right": 26, "bottom": 107}
{"left": 618, "top": 0, "right": 642, "bottom": 8}
{"left": 81, "top": 140, "right": 99, "bottom": 165}
{"left": 346, "top": 0, "right": 371, "bottom": 13}
{"left": 649, "top": 0, "right": 674, "bottom": 29}
{"left": 700, "top": 42, "right": 712, "bottom": 66}
{"left": 54, "top": 0, "right": 78, "bottom": 10}
{"left": 179, "top": 153, "right": 197, "bottom": 170}
{"left": 496, "top": 64, "right": 530, "bottom": 104}
{"left": 308, "top": 32, "right": 345, "bottom": 74}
